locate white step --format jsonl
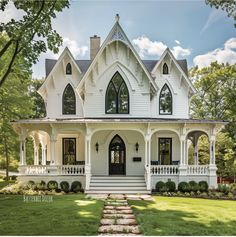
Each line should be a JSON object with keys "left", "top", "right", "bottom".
{"left": 86, "top": 190, "right": 151, "bottom": 194}
{"left": 90, "top": 179, "right": 145, "bottom": 183}
{"left": 90, "top": 182, "right": 146, "bottom": 187}
{"left": 91, "top": 176, "right": 144, "bottom": 180}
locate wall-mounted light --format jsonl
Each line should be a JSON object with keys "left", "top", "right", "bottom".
{"left": 95, "top": 142, "right": 99, "bottom": 152}
{"left": 135, "top": 142, "right": 139, "bottom": 152}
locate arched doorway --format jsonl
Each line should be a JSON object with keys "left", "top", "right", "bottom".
{"left": 109, "top": 135, "right": 126, "bottom": 175}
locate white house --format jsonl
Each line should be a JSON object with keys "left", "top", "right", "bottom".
{"left": 13, "top": 15, "right": 226, "bottom": 194}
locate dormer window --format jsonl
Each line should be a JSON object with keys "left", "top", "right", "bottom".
{"left": 159, "top": 84, "right": 172, "bottom": 115}
{"left": 63, "top": 84, "right": 76, "bottom": 115}
{"left": 163, "top": 63, "right": 168, "bottom": 75}
{"left": 66, "top": 63, "right": 72, "bottom": 75}
{"left": 105, "top": 72, "right": 129, "bottom": 114}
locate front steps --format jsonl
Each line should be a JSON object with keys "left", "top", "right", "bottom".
{"left": 86, "top": 176, "right": 150, "bottom": 194}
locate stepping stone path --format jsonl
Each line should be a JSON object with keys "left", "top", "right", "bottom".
{"left": 97, "top": 194, "right": 153, "bottom": 235}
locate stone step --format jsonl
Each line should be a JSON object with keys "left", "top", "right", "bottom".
{"left": 103, "top": 209, "right": 133, "bottom": 214}
{"left": 100, "top": 218, "right": 137, "bottom": 225}
{"left": 98, "top": 225, "right": 140, "bottom": 234}
{"left": 103, "top": 214, "right": 136, "bottom": 219}
{"left": 104, "top": 206, "right": 131, "bottom": 210}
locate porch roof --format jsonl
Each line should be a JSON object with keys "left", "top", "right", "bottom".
{"left": 12, "top": 117, "right": 227, "bottom": 125}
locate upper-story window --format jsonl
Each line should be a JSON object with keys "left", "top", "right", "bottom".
{"left": 159, "top": 84, "right": 172, "bottom": 115}
{"left": 63, "top": 84, "right": 76, "bottom": 115}
{"left": 163, "top": 63, "right": 168, "bottom": 75}
{"left": 106, "top": 72, "right": 129, "bottom": 114}
{"left": 66, "top": 63, "right": 72, "bottom": 75}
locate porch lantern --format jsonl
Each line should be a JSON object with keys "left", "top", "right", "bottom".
{"left": 95, "top": 142, "right": 99, "bottom": 152}
{"left": 135, "top": 142, "right": 139, "bottom": 152}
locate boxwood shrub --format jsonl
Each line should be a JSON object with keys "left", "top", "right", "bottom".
{"left": 198, "top": 181, "right": 208, "bottom": 192}
{"left": 60, "top": 181, "right": 70, "bottom": 193}
{"left": 155, "top": 181, "right": 165, "bottom": 192}
{"left": 37, "top": 180, "right": 46, "bottom": 190}
{"left": 189, "top": 181, "right": 199, "bottom": 192}
{"left": 27, "top": 180, "right": 36, "bottom": 190}
{"left": 71, "top": 181, "right": 82, "bottom": 193}
{"left": 178, "top": 181, "right": 190, "bottom": 192}
{"left": 47, "top": 180, "right": 58, "bottom": 190}
{"left": 166, "top": 181, "right": 176, "bottom": 192}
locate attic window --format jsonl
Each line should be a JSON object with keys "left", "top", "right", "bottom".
{"left": 63, "top": 84, "right": 76, "bottom": 115}
{"left": 163, "top": 63, "right": 168, "bottom": 75}
{"left": 159, "top": 84, "right": 172, "bottom": 115}
{"left": 66, "top": 63, "right": 72, "bottom": 75}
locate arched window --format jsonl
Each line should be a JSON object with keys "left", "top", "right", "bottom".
{"left": 62, "top": 84, "right": 76, "bottom": 115}
{"left": 105, "top": 72, "right": 129, "bottom": 114}
{"left": 163, "top": 63, "right": 168, "bottom": 75}
{"left": 159, "top": 84, "right": 172, "bottom": 115}
{"left": 66, "top": 63, "right": 72, "bottom": 75}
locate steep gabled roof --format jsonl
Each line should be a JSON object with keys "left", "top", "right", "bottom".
{"left": 76, "top": 20, "right": 158, "bottom": 92}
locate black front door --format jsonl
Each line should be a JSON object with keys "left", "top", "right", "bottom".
{"left": 109, "top": 135, "right": 126, "bottom": 175}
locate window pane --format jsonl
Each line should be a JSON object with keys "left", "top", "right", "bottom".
{"left": 159, "top": 138, "right": 171, "bottom": 165}
{"left": 163, "top": 63, "right": 168, "bottom": 74}
{"left": 106, "top": 83, "right": 117, "bottom": 113}
{"left": 118, "top": 83, "right": 129, "bottom": 113}
{"left": 66, "top": 63, "right": 72, "bottom": 75}
{"left": 63, "top": 84, "right": 76, "bottom": 114}
{"left": 63, "top": 138, "right": 76, "bottom": 165}
{"left": 160, "top": 84, "right": 172, "bottom": 114}
{"left": 112, "top": 73, "right": 123, "bottom": 91}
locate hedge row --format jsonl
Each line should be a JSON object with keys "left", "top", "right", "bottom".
{"left": 27, "top": 180, "right": 82, "bottom": 193}
{"left": 156, "top": 180, "right": 208, "bottom": 192}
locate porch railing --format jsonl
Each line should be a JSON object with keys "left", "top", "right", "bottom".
{"left": 19, "top": 165, "right": 85, "bottom": 176}
{"left": 187, "top": 165, "right": 209, "bottom": 175}
{"left": 151, "top": 165, "right": 179, "bottom": 175}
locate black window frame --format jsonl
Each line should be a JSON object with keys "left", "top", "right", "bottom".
{"left": 105, "top": 72, "right": 129, "bottom": 114}
{"left": 158, "top": 138, "right": 172, "bottom": 165}
{"left": 62, "top": 84, "right": 76, "bottom": 115}
{"left": 66, "top": 63, "right": 72, "bottom": 75}
{"left": 163, "top": 63, "right": 169, "bottom": 75}
{"left": 159, "top": 83, "right": 173, "bottom": 115}
{"left": 62, "top": 138, "right": 76, "bottom": 165}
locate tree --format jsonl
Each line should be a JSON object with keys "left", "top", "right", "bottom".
{"left": 0, "top": 0, "right": 69, "bottom": 87}
{"left": 0, "top": 34, "right": 33, "bottom": 180}
{"left": 190, "top": 62, "right": 236, "bottom": 180}
{"left": 206, "top": 0, "right": 236, "bottom": 27}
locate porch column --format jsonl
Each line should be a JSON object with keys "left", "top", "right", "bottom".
{"left": 193, "top": 134, "right": 199, "bottom": 165}
{"left": 179, "top": 135, "right": 187, "bottom": 182}
{"left": 34, "top": 144, "right": 39, "bottom": 165}
{"left": 41, "top": 144, "right": 47, "bottom": 165}
{"left": 180, "top": 136, "right": 185, "bottom": 165}
{"left": 185, "top": 139, "right": 189, "bottom": 165}
{"left": 50, "top": 138, "right": 57, "bottom": 165}
{"left": 208, "top": 135, "right": 217, "bottom": 188}
{"left": 19, "top": 139, "right": 26, "bottom": 165}
{"left": 85, "top": 134, "right": 91, "bottom": 190}
{"left": 144, "top": 135, "right": 151, "bottom": 190}
{"left": 210, "top": 136, "right": 216, "bottom": 165}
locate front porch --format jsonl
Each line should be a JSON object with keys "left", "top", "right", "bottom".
{"left": 12, "top": 119, "right": 224, "bottom": 193}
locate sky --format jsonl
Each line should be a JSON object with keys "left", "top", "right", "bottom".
{"left": 1, "top": 0, "right": 236, "bottom": 79}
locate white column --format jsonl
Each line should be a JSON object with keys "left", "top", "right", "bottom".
{"left": 209, "top": 135, "right": 217, "bottom": 188}
{"left": 210, "top": 137, "right": 216, "bottom": 165}
{"left": 42, "top": 144, "right": 47, "bottom": 165}
{"left": 180, "top": 136, "right": 185, "bottom": 165}
{"left": 50, "top": 139, "right": 57, "bottom": 165}
{"left": 34, "top": 145, "right": 39, "bottom": 165}
{"left": 193, "top": 135, "right": 199, "bottom": 165}
{"left": 144, "top": 135, "right": 151, "bottom": 191}
{"left": 85, "top": 135, "right": 91, "bottom": 190}
{"left": 185, "top": 139, "right": 188, "bottom": 165}
{"left": 20, "top": 139, "right": 26, "bottom": 165}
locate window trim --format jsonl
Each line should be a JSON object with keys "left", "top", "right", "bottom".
{"left": 159, "top": 83, "right": 173, "bottom": 115}
{"left": 105, "top": 72, "right": 130, "bottom": 114}
{"left": 62, "top": 83, "right": 76, "bottom": 115}
{"left": 158, "top": 137, "right": 172, "bottom": 165}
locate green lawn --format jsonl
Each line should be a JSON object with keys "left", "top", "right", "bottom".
{"left": 129, "top": 196, "right": 236, "bottom": 235}
{"left": 0, "top": 194, "right": 104, "bottom": 235}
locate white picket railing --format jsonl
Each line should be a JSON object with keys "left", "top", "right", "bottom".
{"left": 19, "top": 165, "right": 85, "bottom": 176}
{"left": 151, "top": 165, "right": 179, "bottom": 175}
{"left": 187, "top": 165, "right": 209, "bottom": 175}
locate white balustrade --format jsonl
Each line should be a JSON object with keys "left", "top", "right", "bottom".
{"left": 187, "top": 165, "right": 209, "bottom": 175}
{"left": 151, "top": 165, "right": 179, "bottom": 175}
{"left": 20, "top": 165, "right": 85, "bottom": 176}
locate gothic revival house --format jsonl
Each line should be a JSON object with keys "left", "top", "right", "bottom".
{"left": 13, "top": 16, "right": 225, "bottom": 193}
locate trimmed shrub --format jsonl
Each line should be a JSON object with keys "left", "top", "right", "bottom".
{"left": 71, "top": 181, "right": 82, "bottom": 193}
{"left": 47, "top": 180, "right": 58, "bottom": 190}
{"left": 166, "top": 181, "right": 176, "bottom": 192}
{"left": 27, "top": 180, "right": 36, "bottom": 189}
{"left": 198, "top": 181, "right": 208, "bottom": 192}
{"left": 230, "top": 183, "right": 236, "bottom": 195}
{"left": 155, "top": 181, "right": 165, "bottom": 192}
{"left": 189, "top": 181, "right": 199, "bottom": 192}
{"left": 60, "top": 181, "right": 70, "bottom": 193}
{"left": 37, "top": 181, "right": 46, "bottom": 190}
{"left": 178, "top": 181, "right": 190, "bottom": 192}
{"left": 11, "top": 175, "right": 17, "bottom": 181}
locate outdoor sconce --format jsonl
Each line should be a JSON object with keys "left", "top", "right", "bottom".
{"left": 95, "top": 142, "right": 99, "bottom": 153}
{"left": 135, "top": 142, "right": 139, "bottom": 152}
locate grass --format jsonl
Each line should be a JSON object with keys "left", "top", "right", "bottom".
{"left": 129, "top": 196, "right": 236, "bottom": 236}
{"left": 0, "top": 194, "right": 104, "bottom": 235}
{"left": 0, "top": 179, "right": 15, "bottom": 189}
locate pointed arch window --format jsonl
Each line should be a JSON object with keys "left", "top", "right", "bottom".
{"left": 66, "top": 63, "right": 72, "bottom": 75}
{"left": 159, "top": 84, "right": 172, "bottom": 115}
{"left": 163, "top": 63, "right": 168, "bottom": 75}
{"left": 106, "top": 72, "right": 129, "bottom": 114}
{"left": 63, "top": 84, "right": 76, "bottom": 115}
